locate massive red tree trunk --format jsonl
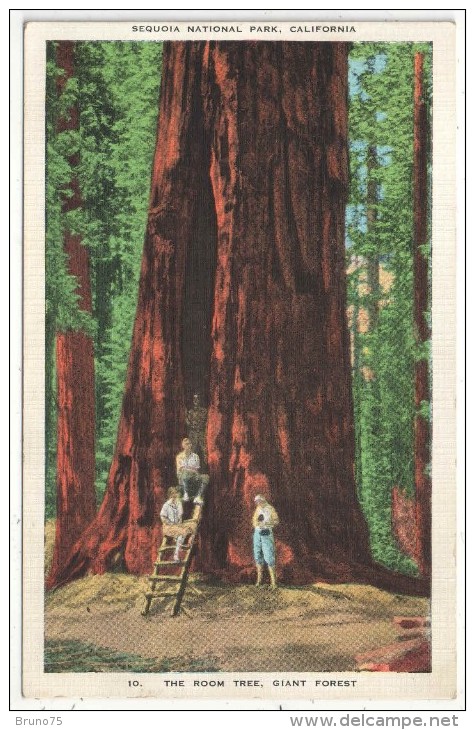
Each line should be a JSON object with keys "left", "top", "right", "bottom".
{"left": 413, "top": 52, "right": 431, "bottom": 579}
{"left": 200, "top": 42, "right": 372, "bottom": 583}
{"left": 47, "top": 42, "right": 97, "bottom": 588}
{"left": 50, "top": 42, "right": 428, "bottom": 595}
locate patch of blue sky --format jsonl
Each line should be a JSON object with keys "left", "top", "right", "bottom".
{"left": 348, "top": 58, "right": 365, "bottom": 97}
{"left": 349, "top": 52, "right": 387, "bottom": 98}
{"left": 345, "top": 204, "right": 367, "bottom": 248}
{"left": 378, "top": 145, "right": 392, "bottom": 166}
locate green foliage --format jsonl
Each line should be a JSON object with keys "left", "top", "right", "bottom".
{"left": 45, "top": 41, "right": 162, "bottom": 512}
{"left": 45, "top": 70, "right": 95, "bottom": 336}
{"left": 77, "top": 42, "right": 163, "bottom": 498}
{"left": 417, "top": 400, "right": 431, "bottom": 421}
{"left": 45, "top": 45, "right": 96, "bottom": 514}
{"left": 45, "top": 639, "right": 163, "bottom": 672}
{"left": 45, "top": 639, "right": 221, "bottom": 673}
{"left": 348, "top": 43, "right": 432, "bottom": 576}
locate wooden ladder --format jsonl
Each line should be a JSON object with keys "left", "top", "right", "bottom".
{"left": 141, "top": 502, "right": 204, "bottom": 617}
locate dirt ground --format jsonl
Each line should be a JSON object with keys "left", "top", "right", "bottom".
{"left": 45, "top": 572, "right": 429, "bottom": 672}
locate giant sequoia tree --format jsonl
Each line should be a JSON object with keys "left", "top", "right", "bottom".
{"left": 50, "top": 41, "right": 427, "bottom": 593}
{"left": 47, "top": 41, "right": 97, "bottom": 588}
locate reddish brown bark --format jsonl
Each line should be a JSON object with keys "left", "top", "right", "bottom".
{"left": 200, "top": 42, "right": 373, "bottom": 583}
{"left": 51, "top": 42, "right": 429, "bottom": 596}
{"left": 47, "top": 42, "right": 97, "bottom": 588}
{"left": 391, "top": 486, "right": 418, "bottom": 563}
{"left": 413, "top": 52, "right": 431, "bottom": 580}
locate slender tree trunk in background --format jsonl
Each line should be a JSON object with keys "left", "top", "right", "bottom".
{"left": 391, "top": 486, "right": 418, "bottom": 562}
{"left": 363, "top": 142, "right": 388, "bottom": 544}
{"left": 47, "top": 41, "right": 97, "bottom": 589}
{"left": 413, "top": 52, "right": 431, "bottom": 580}
{"left": 93, "top": 259, "right": 114, "bottom": 465}
{"left": 45, "top": 309, "right": 57, "bottom": 495}
{"left": 366, "top": 144, "right": 380, "bottom": 332}
{"left": 52, "top": 42, "right": 428, "bottom": 595}
{"left": 350, "top": 276, "right": 363, "bottom": 496}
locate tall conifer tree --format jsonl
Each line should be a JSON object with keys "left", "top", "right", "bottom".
{"left": 47, "top": 41, "right": 97, "bottom": 588}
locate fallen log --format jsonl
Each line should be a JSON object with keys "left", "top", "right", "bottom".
{"left": 394, "top": 616, "right": 430, "bottom": 630}
{"left": 355, "top": 638, "right": 423, "bottom": 665}
{"left": 358, "top": 641, "right": 430, "bottom": 673}
{"left": 395, "top": 629, "right": 427, "bottom": 641}
{"left": 355, "top": 615, "right": 431, "bottom": 672}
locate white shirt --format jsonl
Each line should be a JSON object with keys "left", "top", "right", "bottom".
{"left": 176, "top": 450, "right": 200, "bottom": 475}
{"left": 160, "top": 499, "right": 183, "bottom": 525}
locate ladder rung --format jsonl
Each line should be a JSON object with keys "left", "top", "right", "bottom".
{"left": 154, "top": 555, "right": 190, "bottom": 564}
{"left": 188, "top": 585, "right": 204, "bottom": 595}
{"left": 143, "top": 498, "right": 205, "bottom": 616}
{"left": 158, "top": 544, "right": 192, "bottom": 553}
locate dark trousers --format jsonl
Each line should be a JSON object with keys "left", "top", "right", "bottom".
{"left": 178, "top": 471, "right": 209, "bottom": 499}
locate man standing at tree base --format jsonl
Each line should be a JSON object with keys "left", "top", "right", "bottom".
{"left": 252, "top": 494, "right": 280, "bottom": 589}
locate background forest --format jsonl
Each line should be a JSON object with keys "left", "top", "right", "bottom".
{"left": 45, "top": 41, "right": 432, "bottom": 578}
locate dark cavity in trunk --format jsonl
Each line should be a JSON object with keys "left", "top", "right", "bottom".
{"left": 181, "top": 172, "right": 218, "bottom": 409}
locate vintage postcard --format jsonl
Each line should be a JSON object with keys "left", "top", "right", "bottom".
{"left": 20, "top": 18, "right": 458, "bottom": 705}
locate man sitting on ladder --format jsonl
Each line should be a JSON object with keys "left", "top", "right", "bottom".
{"left": 160, "top": 487, "right": 195, "bottom": 562}
{"left": 176, "top": 437, "right": 209, "bottom": 505}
